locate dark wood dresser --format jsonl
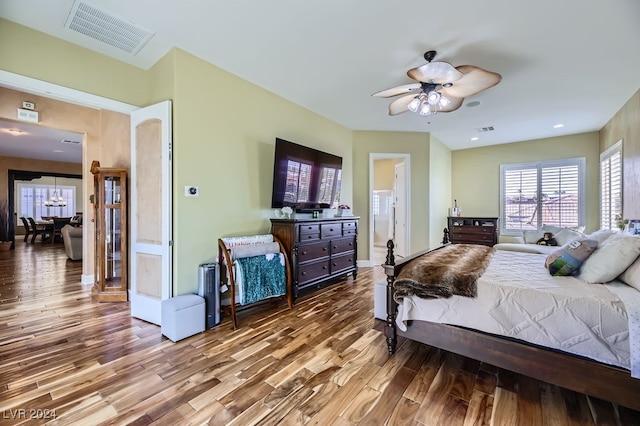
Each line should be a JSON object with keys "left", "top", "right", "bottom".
{"left": 447, "top": 216, "right": 498, "bottom": 246}
{"left": 270, "top": 217, "right": 358, "bottom": 297}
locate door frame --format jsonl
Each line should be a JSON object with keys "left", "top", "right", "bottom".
{"left": 0, "top": 70, "right": 138, "bottom": 285}
{"left": 369, "top": 153, "right": 411, "bottom": 267}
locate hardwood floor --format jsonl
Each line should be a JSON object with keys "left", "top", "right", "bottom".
{"left": 1, "top": 240, "right": 640, "bottom": 425}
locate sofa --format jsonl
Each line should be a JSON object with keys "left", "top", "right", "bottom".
{"left": 494, "top": 224, "right": 587, "bottom": 254}
{"left": 61, "top": 224, "right": 82, "bottom": 260}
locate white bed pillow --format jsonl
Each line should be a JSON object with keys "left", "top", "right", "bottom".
{"left": 555, "top": 228, "right": 584, "bottom": 246}
{"left": 524, "top": 230, "right": 544, "bottom": 244}
{"left": 619, "top": 256, "right": 640, "bottom": 292}
{"left": 579, "top": 233, "right": 640, "bottom": 283}
{"left": 586, "top": 229, "right": 617, "bottom": 245}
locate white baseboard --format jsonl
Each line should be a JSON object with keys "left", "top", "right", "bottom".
{"left": 81, "top": 274, "right": 94, "bottom": 285}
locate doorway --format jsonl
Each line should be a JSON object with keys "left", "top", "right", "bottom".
{"left": 369, "top": 153, "right": 410, "bottom": 266}
{"left": 0, "top": 70, "right": 138, "bottom": 284}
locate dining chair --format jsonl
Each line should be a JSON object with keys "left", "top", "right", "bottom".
{"left": 19, "top": 217, "right": 32, "bottom": 242}
{"left": 27, "top": 217, "right": 47, "bottom": 243}
{"left": 51, "top": 217, "right": 72, "bottom": 244}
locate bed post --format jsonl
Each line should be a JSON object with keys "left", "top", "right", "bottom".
{"left": 383, "top": 239, "right": 398, "bottom": 354}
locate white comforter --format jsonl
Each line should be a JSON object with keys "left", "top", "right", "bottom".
{"left": 396, "top": 250, "right": 639, "bottom": 375}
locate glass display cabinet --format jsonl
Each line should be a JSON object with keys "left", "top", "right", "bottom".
{"left": 91, "top": 161, "right": 128, "bottom": 302}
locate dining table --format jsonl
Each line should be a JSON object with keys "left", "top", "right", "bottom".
{"left": 36, "top": 220, "right": 54, "bottom": 243}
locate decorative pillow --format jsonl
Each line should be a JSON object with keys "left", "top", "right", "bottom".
{"left": 619, "top": 256, "right": 640, "bottom": 292}
{"left": 586, "top": 229, "right": 617, "bottom": 245}
{"left": 579, "top": 234, "right": 640, "bottom": 283}
{"left": 555, "top": 228, "right": 585, "bottom": 246}
{"left": 542, "top": 224, "right": 563, "bottom": 235}
{"left": 524, "top": 230, "right": 544, "bottom": 244}
{"left": 545, "top": 238, "right": 598, "bottom": 276}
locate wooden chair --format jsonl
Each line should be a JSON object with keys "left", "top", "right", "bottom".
{"left": 218, "top": 234, "right": 293, "bottom": 329}
{"left": 51, "top": 217, "right": 72, "bottom": 244}
{"left": 19, "top": 217, "right": 32, "bottom": 242}
{"left": 27, "top": 217, "right": 47, "bottom": 243}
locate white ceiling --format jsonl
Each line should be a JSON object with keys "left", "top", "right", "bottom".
{"left": 0, "top": 0, "right": 639, "bottom": 156}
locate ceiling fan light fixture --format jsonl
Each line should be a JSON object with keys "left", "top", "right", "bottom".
{"left": 427, "top": 91, "right": 442, "bottom": 106}
{"left": 419, "top": 101, "right": 432, "bottom": 116}
{"left": 407, "top": 95, "right": 423, "bottom": 113}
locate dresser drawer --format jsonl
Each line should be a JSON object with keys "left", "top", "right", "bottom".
{"left": 297, "top": 259, "right": 330, "bottom": 285}
{"left": 299, "top": 232, "right": 320, "bottom": 242}
{"left": 321, "top": 223, "right": 342, "bottom": 239}
{"left": 298, "top": 241, "right": 330, "bottom": 263}
{"left": 331, "top": 237, "right": 355, "bottom": 255}
{"left": 343, "top": 221, "right": 357, "bottom": 231}
{"left": 331, "top": 252, "right": 356, "bottom": 273}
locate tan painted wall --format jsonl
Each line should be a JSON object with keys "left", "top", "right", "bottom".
{"left": 600, "top": 89, "right": 640, "bottom": 218}
{"left": 353, "top": 131, "right": 430, "bottom": 257}
{"left": 452, "top": 132, "right": 601, "bottom": 233}
{"left": 373, "top": 158, "right": 402, "bottom": 190}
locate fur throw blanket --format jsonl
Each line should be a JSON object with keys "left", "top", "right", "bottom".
{"left": 394, "top": 244, "right": 495, "bottom": 301}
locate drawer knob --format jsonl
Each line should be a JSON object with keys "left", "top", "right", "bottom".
{"left": 302, "top": 272, "right": 306, "bottom": 276}
{"left": 302, "top": 251, "right": 307, "bottom": 255}
{"left": 323, "top": 265, "right": 327, "bottom": 270}
{"left": 323, "top": 247, "right": 327, "bottom": 251}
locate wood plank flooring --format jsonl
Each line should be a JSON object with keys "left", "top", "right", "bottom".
{"left": 1, "top": 240, "right": 640, "bottom": 425}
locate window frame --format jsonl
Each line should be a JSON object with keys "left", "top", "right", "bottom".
{"left": 17, "top": 182, "right": 76, "bottom": 221}
{"left": 499, "top": 157, "right": 586, "bottom": 235}
{"left": 600, "top": 140, "right": 623, "bottom": 230}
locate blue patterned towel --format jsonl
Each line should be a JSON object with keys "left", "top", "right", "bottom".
{"left": 236, "top": 253, "right": 286, "bottom": 305}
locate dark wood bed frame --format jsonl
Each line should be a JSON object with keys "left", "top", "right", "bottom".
{"left": 382, "top": 240, "right": 640, "bottom": 411}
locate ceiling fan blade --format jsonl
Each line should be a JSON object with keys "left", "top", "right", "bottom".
{"left": 441, "top": 65, "right": 502, "bottom": 98}
{"left": 437, "top": 95, "right": 464, "bottom": 112}
{"left": 407, "top": 61, "right": 463, "bottom": 84}
{"left": 388, "top": 94, "right": 418, "bottom": 116}
{"left": 372, "top": 83, "right": 422, "bottom": 98}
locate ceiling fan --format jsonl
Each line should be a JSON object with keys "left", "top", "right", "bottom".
{"left": 372, "top": 50, "right": 502, "bottom": 117}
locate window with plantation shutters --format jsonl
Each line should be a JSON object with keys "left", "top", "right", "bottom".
{"left": 500, "top": 158, "right": 585, "bottom": 234}
{"left": 600, "top": 141, "right": 622, "bottom": 230}
{"left": 17, "top": 183, "right": 76, "bottom": 220}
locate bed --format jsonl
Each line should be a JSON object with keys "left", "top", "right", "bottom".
{"left": 382, "top": 236, "right": 640, "bottom": 411}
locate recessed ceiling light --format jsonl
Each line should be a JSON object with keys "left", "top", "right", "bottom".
{"left": 53, "top": 149, "right": 64, "bottom": 153}
{"left": 553, "top": 124, "right": 564, "bottom": 129}
{"left": 470, "top": 137, "right": 479, "bottom": 141}
{"left": 466, "top": 101, "right": 481, "bottom": 108}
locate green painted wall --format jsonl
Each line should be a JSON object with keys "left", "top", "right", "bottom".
{"left": 170, "top": 49, "right": 353, "bottom": 294}
{"left": 429, "top": 135, "right": 451, "bottom": 248}
{"left": 451, "top": 132, "right": 600, "bottom": 233}
{"left": 353, "top": 131, "right": 430, "bottom": 257}
{"left": 0, "top": 19, "right": 149, "bottom": 106}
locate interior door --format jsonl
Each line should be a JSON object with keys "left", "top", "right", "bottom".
{"left": 394, "top": 161, "right": 407, "bottom": 257}
{"left": 130, "top": 100, "right": 172, "bottom": 325}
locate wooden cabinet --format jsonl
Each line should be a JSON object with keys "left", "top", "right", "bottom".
{"left": 271, "top": 217, "right": 358, "bottom": 297}
{"left": 91, "top": 162, "right": 128, "bottom": 302}
{"left": 448, "top": 217, "right": 498, "bottom": 246}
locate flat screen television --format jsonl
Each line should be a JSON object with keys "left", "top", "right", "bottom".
{"left": 270, "top": 138, "right": 342, "bottom": 212}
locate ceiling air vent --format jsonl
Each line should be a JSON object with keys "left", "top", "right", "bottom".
{"left": 64, "top": 1, "right": 154, "bottom": 55}
{"left": 475, "top": 126, "right": 495, "bottom": 133}
{"left": 60, "top": 139, "right": 81, "bottom": 145}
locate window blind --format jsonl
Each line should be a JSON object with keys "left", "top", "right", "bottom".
{"left": 500, "top": 158, "right": 585, "bottom": 234}
{"left": 600, "top": 141, "right": 622, "bottom": 230}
